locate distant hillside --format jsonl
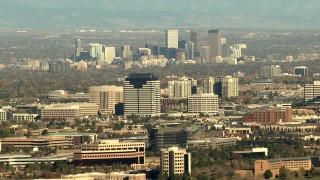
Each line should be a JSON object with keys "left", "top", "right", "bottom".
{"left": 0, "top": 0, "right": 319, "bottom": 29}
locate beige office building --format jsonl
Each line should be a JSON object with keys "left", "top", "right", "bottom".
{"left": 304, "top": 80, "right": 320, "bottom": 101}
{"left": 208, "top": 30, "right": 221, "bottom": 59}
{"left": 222, "top": 76, "right": 239, "bottom": 98}
{"left": 202, "top": 77, "right": 215, "bottom": 94}
{"left": 168, "top": 77, "right": 197, "bottom": 99}
{"left": 255, "top": 157, "right": 312, "bottom": 178}
{"left": 160, "top": 146, "right": 191, "bottom": 175}
{"left": 188, "top": 94, "right": 219, "bottom": 116}
{"left": 0, "top": 109, "right": 7, "bottom": 121}
{"left": 166, "top": 30, "right": 179, "bottom": 49}
{"left": 89, "top": 86, "right": 123, "bottom": 115}
{"left": 41, "top": 103, "right": 98, "bottom": 119}
{"left": 74, "top": 139, "right": 145, "bottom": 165}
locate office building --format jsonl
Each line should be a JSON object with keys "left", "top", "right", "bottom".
{"left": 176, "top": 49, "right": 186, "bottom": 63}
{"left": 202, "top": 77, "right": 215, "bottom": 94}
{"left": 304, "top": 81, "right": 320, "bottom": 101}
{"left": 222, "top": 76, "right": 239, "bottom": 98}
{"left": 89, "top": 43, "right": 103, "bottom": 59}
{"left": 160, "top": 146, "right": 191, "bottom": 175}
{"left": 178, "top": 40, "right": 186, "bottom": 49}
{"left": 187, "top": 137, "right": 237, "bottom": 149}
{"left": 10, "top": 113, "right": 38, "bottom": 121}
{"left": 0, "top": 109, "right": 7, "bottom": 121}
{"left": 41, "top": 103, "right": 98, "bottom": 119}
{"left": 48, "top": 60, "right": 70, "bottom": 72}
{"left": 230, "top": 44, "right": 246, "bottom": 58}
{"left": 149, "top": 127, "right": 187, "bottom": 150}
{"left": 124, "top": 73, "right": 160, "bottom": 116}
{"left": 208, "top": 30, "right": 221, "bottom": 59}
{"left": 145, "top": 44, "right": 160, "bottom": 56}
{"left": 48, "top": 133, "right": 97, "bottom": 146}
{"left": 188, "top": 94, "right": 219, "bottom": 116}
{"left": 214, "top": 76, "right": 239, "bottom": 98}
{"left": 138, "top": 48, "right": 151, "bottom": 57}
{"left": 121, "top": 45, "right": 133, "bottom": 59}
{"left": 232, "top": 147, "right": 268, "bottom": 159}
{"left": 255, "top": 157, "right": 312, "bottom": 177}
{"left": 75, "top": 39, "right": 83, "bottom": 58}
{"left": 104, "top": 46, "right": 116, "bottom": 64}
{"left": 168, "top": 77, "right": 197, "bottom": 99}
{"left": 261, "top": 65, "right": 282, "bottom": 78}
{"left": 0, "top": 136, "right": 73, "bottom": 150}
{"left": 294, "top": 66, "right": 308, "bottom": 76}
{"left": 166, "top": 30, "right": 179, "bottom": 49}
{"left": 185, "top": 41, "right": 194, "bottom": 60}
{"left": 253, "top": 108, "right": 292, "bottom": 123}
{"left": 73, "top": 139, "right": 145, "bottom": 165}
{"left": 201, "top": 46, "right": 210, "bottom": 63}
{"left": 89, "top": 86, "right": 123, "bottom": 115}
{"left": 190, "top": 30, "right": 199, "bottom": 53}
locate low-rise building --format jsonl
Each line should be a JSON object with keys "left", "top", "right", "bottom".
{"left": 10, "top": 113, "right": 38, "bottom": 121}
{"left": 253, "top": 108, "right": 292, "bottom": 123}
{"left": 187, "top": 137, "right": 237, "bottom": 149}
{"left": 0, "top": 136, "right": 73, "bottom": 151}
{"left": 149, "top": 127, "right": 187, "bottom": 150}
{"left": 255, "top": 157, "right": 312, "bottom": 178}
{"left": 232, "top": 147, "right": 268, "bottom": 159}
{"left": 73, "top": 139, "right": 145, "bottom": 166}
{"left": 48, "top": 133, "right": 97, "bottom": 146}
{"left": 41, "top": 103, "right": 98, "bottom": 119}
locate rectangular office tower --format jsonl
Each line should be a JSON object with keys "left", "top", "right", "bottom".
{"left": 190, "top": 30, "right": 199, "bottom": 52}
{"left": 166, "top": 30, "right": 179, "bottom": 49}
{"left": 208, "top": 30, "right": 221, "bottom": 59}
{"left": 304, "top": 81, "right": 320, "bottom": 101}
{"left": 124, "top": 73, "right": 161, "bottom": 116}
{"left": 161, "top": 146, "right": 191, "bottom": 175}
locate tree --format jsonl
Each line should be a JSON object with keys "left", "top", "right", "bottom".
{"left": 42, "top": 129, "right": 48, "bottom": 136}
{"left": 264, "top": 169, "right": 273, "bottom": 179}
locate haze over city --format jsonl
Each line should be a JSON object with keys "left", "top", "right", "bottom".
{"left": 1, "top": 0, "right": 320, "bottom": 29}
{"left": 0, "top": 0, "right": 320, "bottom": 180}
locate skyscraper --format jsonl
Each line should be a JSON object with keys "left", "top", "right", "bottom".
{"left": 89, "top": 43, "right": 103, "bottom": 59}
{"left": 202, "top": 77, "right": 215, "bottom": 94}
{"left": 201, "top": 46, "right": 210, "bottom": 63}
{"left": 121, "top": 45, "right": 133, "bottom": 59}
{"left": 185, "top": 41, "right": 194, "bottom": 60}
{"left": 104, "top": 46, "right": 116, "bottom": 64}
{"left": 213, "top": 76, "right": 239, "bottom": 98}
{"left": 208, "top": 30, "right": 221, "bottom": 59}
{"left": 166, "top": 30, "right": 179, "bottom": 49}
{"left": 75, "top": 39, "right": 83, "bottom": 58}
{"left": 261, "top": 65, "right": 282, "bottom": 78}
{"left": 222, "top": 76, "right": 239, "bottom": 98}
{"left": 124, "top": 73, "right": 160, "bottom": 116}
{"left": 168, "top": 77, "right": 197, "bottom": 99}
{"left": 190, "top": 30, "right": 199, "bottom": 52}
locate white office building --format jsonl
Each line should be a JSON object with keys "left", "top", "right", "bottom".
{"left": 188, "top": 94, "right": 219, "bottom": 116}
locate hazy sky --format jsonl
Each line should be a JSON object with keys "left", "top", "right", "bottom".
{"left": 0, "top": 0, "right": 319, "bottom": 29}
